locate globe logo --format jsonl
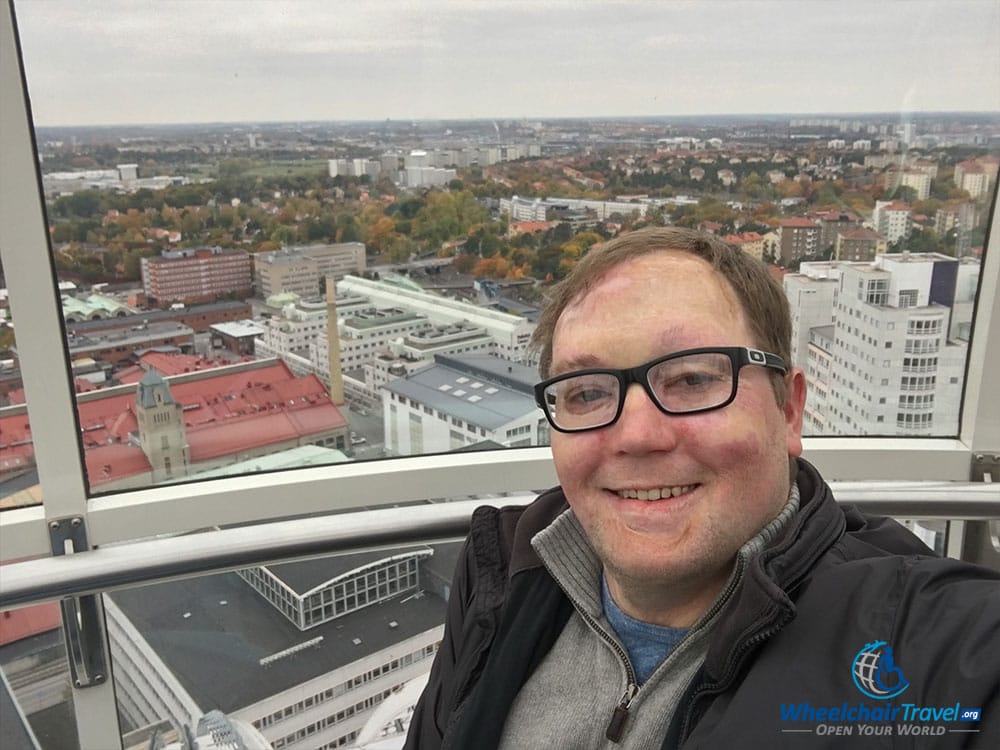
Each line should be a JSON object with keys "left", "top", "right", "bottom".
{"left": 852, "top": 641, "right": 910, "bottom": 700}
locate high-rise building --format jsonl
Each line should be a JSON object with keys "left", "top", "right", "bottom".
{"left": 786, "top": 253, "right": 979, "bottom": 437}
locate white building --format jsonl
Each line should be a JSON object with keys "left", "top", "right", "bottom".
{"left": 382, "top": 354, "right": 546, "bottom": 455}
{"left": 783, "top": 264, "right": 842, "bottom": 371}
{"left": 499, "top": 195, "right": 654, "bottom": 223}
{"left": 896, "top": 170, "right": 932, "bottom": 201}
{"left": 786, "top": 254, "right": 978, "bottom": 437}
{"left": 105, "top": 550, "right": 446, "bottom": 750}
{"left": 872, "top": 200, "right": 912, "bottom": 244}
{"left": 336, "top": 276, "right": 535, "bottom": 362}
{"left": 403, "top": 166, "right": 457, "bottom": 188}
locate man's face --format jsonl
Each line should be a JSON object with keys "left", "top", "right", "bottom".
{"left": 549, "top": 251, "right": 805, "bottom": 618}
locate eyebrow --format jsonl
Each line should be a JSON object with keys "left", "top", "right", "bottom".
{"left": 550, "top": 326, "right": 708, "bottom": 377}
{"left": 549, "top": 353, "right": 606, "bottom": 377}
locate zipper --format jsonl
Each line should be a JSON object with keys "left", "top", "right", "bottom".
{"left": 675, "top": 536, "right": 812, "bottom": 744}
{"left": 538, "top": 557, "right": 640, "bottom": 743}
{"left": 575, "top": 590, "right": 641, "bottom": 742}
{"left": 606, "top": 682, "right": 638, "bottom": 742}
{"left": 676, "top": 614, "right": 792, "bottom": 743}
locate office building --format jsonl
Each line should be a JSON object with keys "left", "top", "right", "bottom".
{"left": 141, "top": 247, "right": 253, "bottom": 306}
{"left": 382, "top": 354, "right": 546, "bottom": 455}
{"left": 336, "top": 276, "right": 535, "bottom": 362}
{"left": 255, "top": 244, "right": 367, "bottom": 298}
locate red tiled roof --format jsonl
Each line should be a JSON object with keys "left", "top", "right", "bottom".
{"left": 780, "top": 217, "right": 818, "bottom": 228}
{"left": 723, "top": 232, "right": 763, "bottom": 244}
{"left": 510, "top": 220, "right": 556, "bottom": 234}
{"left": 86, "top": 442, "right": 153, "bottom": 484}
{"left": 0, "top": 602, "right": 61, "bottom": 646}
{"left": 7, "top": 377, "right": 98, "bottom": 405}
{"left": 881, "top": 201, "right": 911, "bottom": 212}
{"left": 117, "top": 352, "right": 248, "bottom": 384}
{"left": 1, "top": 361, "right": 348, "bottom": 488}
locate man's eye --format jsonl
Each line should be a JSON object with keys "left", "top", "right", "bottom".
{"left": 678, "top": 372, "right": 718, "bottom": 387}
{"left": 568, "top": 387, "right": 611, "bottom": 404}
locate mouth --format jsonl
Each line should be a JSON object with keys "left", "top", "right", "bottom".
{"left": 614, "top": 484, "right": 697, "bottom": 501}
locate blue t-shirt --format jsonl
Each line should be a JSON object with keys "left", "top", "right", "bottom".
{"left": 601, "top": 576, "right": 689, "bottom": 685}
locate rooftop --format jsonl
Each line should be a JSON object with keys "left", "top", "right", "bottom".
{"left": 210, "top": 320, "right": 267, "bottom": 338}
{"left": 66, "top": 321, "right": 195, "bottom": 353}
{"left": 108, "top": 564, "right": 446, "bottom": 713}
{"left": 0, "top": 359, "right": 348, "bottom": 489}
{"left": 383, "top": 355, "right": 538, "bottom": 430}
{"left": 267, "top": 548, "right": 432, "bottom": 596}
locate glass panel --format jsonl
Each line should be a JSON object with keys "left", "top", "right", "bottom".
{"left": 103, "top": 542, "right": 456, "bottom": 750}
{"left": 0, "top": 601, "right": 80, "bottom": 750}
{"left": 0, "top": 243, "right": 43, "bottom": 511}
{"left": 9, "top": 0, "right": 1000, "bottom": 501}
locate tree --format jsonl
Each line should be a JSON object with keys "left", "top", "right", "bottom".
{"left": 472, "top": 254, "right": 511, "bottom": 279}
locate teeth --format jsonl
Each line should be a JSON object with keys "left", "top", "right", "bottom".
{"left": 617, "top": 485, "right": 694, "bottom": 501}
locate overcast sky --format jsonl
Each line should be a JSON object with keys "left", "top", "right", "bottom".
{"left": 12, "top": 0, "right": 1000, "bottom": 127}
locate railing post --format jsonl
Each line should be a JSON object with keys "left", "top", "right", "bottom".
{"left": 963, "top": 454, "right": 1000, "bottom": 570}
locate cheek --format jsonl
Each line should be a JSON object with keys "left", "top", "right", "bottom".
{"left": 551, "top": 433, "right": 600, "bottom": 488}
{"left": 680, "top": 414, "right": 772, "bottom": 469}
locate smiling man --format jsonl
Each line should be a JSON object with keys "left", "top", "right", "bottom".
{"left": 405, "top": 228, "right": 999, "bottom": 749}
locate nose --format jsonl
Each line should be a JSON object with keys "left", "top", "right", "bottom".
{"left": 609, "top": 381, "right": 680, "bottom": 454}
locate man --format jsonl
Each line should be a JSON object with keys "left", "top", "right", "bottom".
{"left": 405, "top": 227, "right": 999, "bottom": 748}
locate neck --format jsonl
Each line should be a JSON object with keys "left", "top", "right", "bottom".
{"left": 604, "top": 563, "right": 733, "bottom": 628}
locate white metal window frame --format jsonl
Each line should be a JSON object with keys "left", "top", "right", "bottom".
{"left": 1, "top": 2, "right": 998, "bottom": 747}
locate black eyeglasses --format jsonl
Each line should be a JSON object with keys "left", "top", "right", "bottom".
{"left": 534, "top": 346, "right": 787, "bottom": 433}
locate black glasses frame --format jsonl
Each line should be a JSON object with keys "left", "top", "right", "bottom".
{"left": 534, "top": 346, "right": 788, "bottom": 433}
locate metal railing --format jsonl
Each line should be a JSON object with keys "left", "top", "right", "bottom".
{"left": 2, "top": 483, "right": 999, "bottom": 610}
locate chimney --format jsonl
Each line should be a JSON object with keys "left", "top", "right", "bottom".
{"left": 326, "top": 275, "right": 345, "bottom": 405}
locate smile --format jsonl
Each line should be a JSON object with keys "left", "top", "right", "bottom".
{"left": 615, "top": 485, "right": 696, "bottom": 501}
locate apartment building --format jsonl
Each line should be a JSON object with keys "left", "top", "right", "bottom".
{"left": 777, "top": 217, "right": 820, "bottom": 264}
{"left": 255, "top": 244, "right": 367, "bottom": 298}
{"left": 872, "top": 200, "right": 912, "bottom": 244}
{"left": 834, "top": 228, "right": 886, "bottom": 262}
{"left": 954, "top": 159, "right": 996, "bottom": 199}
{"left": 786, "top": 253, "right": 979, "bottom": 437}
{"left": 807, "top": 210, "right": 862, "bottom": 253}
{"left": 141, "top": 247, "right": 253, "bottom": 306}
{"left": 721, "top": 231, "right": 765, "bottom": 260}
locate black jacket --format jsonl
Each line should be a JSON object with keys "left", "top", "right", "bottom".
{"left": 406, "top": 460, "right": 1000, "bottom": 748}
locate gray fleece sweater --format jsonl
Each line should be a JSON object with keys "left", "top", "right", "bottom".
{"left": 498, "top": 486, "right": 799, "bottom": 749}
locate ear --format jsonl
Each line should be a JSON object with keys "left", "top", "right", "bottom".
{"left": 783, "top": 367, "right": 807, "bottom": 458}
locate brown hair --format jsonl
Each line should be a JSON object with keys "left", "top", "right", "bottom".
{"left": 530, "top": 227, "right": 792, "bottom": 403}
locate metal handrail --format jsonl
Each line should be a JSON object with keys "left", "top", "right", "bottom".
{"left": 1, "top": 484, "right": 998, "bottom": 610}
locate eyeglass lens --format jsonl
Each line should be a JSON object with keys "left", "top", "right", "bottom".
{"left": 544, "top": 352, "right": 735, "bottom": 430}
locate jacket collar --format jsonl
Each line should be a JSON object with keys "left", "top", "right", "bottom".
{"left": 699, "top": 458, "right": 846, "bottom": 684}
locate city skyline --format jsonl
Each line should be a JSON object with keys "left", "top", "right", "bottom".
{"left": 12, "top": 0, "right": 1000, "bottom": 128}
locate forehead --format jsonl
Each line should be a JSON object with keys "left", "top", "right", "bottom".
{"left": 562, "top": 251, "right": 743, "bottom": 321}
{"left": 551, "top": 252, "right": 748, "bottom": 367}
